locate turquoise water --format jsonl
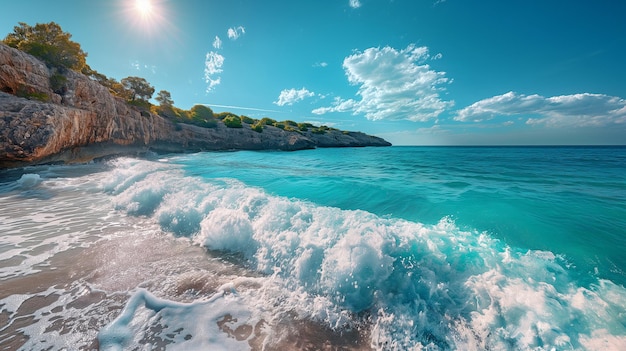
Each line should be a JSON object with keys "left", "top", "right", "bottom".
{"left": 177, "top": 146, "right": 626, "bottom": 287}
{"left": 1, "top": 146, "right": 626, "bottom": 350}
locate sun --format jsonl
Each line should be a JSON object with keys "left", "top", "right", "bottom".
{"left": 122, "top": 0, "right": 175, "bottom": 37}
{"left": 135, "top": 0, "right": 153, "bottom": 18}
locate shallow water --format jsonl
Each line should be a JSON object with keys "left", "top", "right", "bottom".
{"left": 1, "top": 146, "right": 625, "bottom": 350}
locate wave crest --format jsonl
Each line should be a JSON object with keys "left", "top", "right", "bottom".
{"left": 102, "top": 157, "right": 626, "bottom": 350}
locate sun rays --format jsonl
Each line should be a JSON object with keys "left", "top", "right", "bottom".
{"left": 121, "top": 0, "right": 178, "bottom": 39}
{"left": 131, "top": 0, "right": 158, "bottom": 25}
{"left": 135, "top": 0, "right": 154, "bottom": 19}
{"left": 121, "top": 0, "right": 165, "bottom": 31}
{"left": 118, "top": 0, "right": 182, "bottom": 63}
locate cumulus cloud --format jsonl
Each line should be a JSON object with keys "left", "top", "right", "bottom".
{"left": 227, "top": 26, "right": 246, "bottom": 40}
{"left": 204, "top": 51, "right": 224, "bottom": 92}
{"left": 349, "top": 0, "right": 362, "bottom": 8}
{"left": 313, "top": 61, "right": 328, "bottom": 68}
{"left": 213, "top": 36, "right": 222, "bottom": 49}
{"left": 312, "top": 44, "right": 453, "bottom": 121}
{"left": 455, "top": 91, "right": 626, "bottom": 127}
{"left": 312, "top": 97, "right": 357, "bottom": 115}
{"left": 274, "top": 88, "right": 316, "bottom": 106}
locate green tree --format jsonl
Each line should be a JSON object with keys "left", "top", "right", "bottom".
{"left": 121, "top": 76, "right": 155, "bottom": 102}
{"left": 155, "top": 90, "right": 174, "bottom": 107}
{"left": 3, "top": 22, "right": 87, "bottom": 71}
{"left": 107, "top": 78, "right": 133, "bottom": 100}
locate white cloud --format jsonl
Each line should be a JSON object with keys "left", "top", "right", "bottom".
{"left": 312, "top": 97, "right": 357, "bottom": 115}
{"left": 349, "top": 0, "right": 362, "bottom": 9}
{"left": 204, "top": 51, "right": 224, "bottom": 92}
{"left": 313, "top": 62, "right": 328, "bottom": 68}
{"left": 313, "top": 44, "right": 453, "bottom": 121}
{"left": 130, "top": 60, "right": 157, "bottom": 74}
{"left": 213, "top": 36, "right": 222, "bottom": 49}
{"left": 274, "top": 88, "right": 316, "bottom": 106}
{"left": 455, "top": 91, "right": 626, "bottom": 127}
{"left": 227, "top": 26, "right": 246, "bottom": 40}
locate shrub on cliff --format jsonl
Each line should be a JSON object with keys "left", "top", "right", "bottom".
{"left": 311, "top": 125, "right": 330, "bottom": 134}
{"left": 214, "top": 112, "right": 230, "bottom": 120}
{"left": 240, "top": 115, "right": 255, "bottom": 124}
{"left": 189, "top": 105, "right": 217, "bottom": 128}
{"left": 251, "top": 122, "right": 264, "bottom": 133}
{"left": 298, "top": 122, "right": 314, "bottom": 131}
{"left": 223, "top": 115, "right": 243, "bottom": 128}
{"left": 156, "top": 105, "right": 217, "bottom": 129}
{"left": 3, "top": 22, "right": 87, "bottom": 71}
{"left": 127, "top": 99, "right": 152, "bottom": 110}
{"left": 15, "top": 86, "right": 49, "bottom": 102}
{"left": 190, "top": 105, "right": 213, "bottom": 119}
{"left": 49, "top": 73, "right": 67, "bottom": 94}
{"left": 260, "top": 117, "right": 276, "bottom": 125}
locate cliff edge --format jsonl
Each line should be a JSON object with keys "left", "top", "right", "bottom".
{"left": 0, "top": 43, "right": 390, "bottom": 168}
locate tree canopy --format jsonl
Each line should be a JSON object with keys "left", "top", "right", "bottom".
{"left": 3, "top": 22, "right": 87, "bottom": 71}
{"left": 121, "top": 76, "right": 155, "bottom": 102}
{"left": 156, "top": 90, "right": 174, "bottom": 107}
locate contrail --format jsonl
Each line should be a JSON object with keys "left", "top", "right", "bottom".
{"left": 196, "top": 103, "right": 284, "bottom": 114}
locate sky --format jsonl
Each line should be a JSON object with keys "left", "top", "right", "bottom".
{"left": 2, "top": 0, "right": 625, "bottom": 145}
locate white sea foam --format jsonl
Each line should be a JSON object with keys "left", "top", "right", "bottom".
{"left": 98, "top": 287, "right": 261, "bottom": 351}
{"left": 2, "top": 156, "right": 624, "bottom": 350}
{"left": 0, "top": 173, "right": 121, "bottom": 279}
{"left": 99, "top": 157, "right": 626, "bottom": 350}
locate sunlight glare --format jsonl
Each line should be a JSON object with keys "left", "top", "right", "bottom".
{"left": 121, "top": 0, "right": 180, "bottom": 45}
{"left": 135, "top": 0, "right": 153, "bottom": 18}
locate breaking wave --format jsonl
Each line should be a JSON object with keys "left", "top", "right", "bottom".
{"left": 98, "top": 157, "right": 626, "bottom": 350}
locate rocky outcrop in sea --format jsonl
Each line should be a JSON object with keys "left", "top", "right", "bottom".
{"left": 0, "top": 43, "right": 390, "bottom": 168}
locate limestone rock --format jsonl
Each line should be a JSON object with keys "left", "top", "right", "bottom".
{"left": 0, "top": 43, "right": 61, "bottom": 104}
{"left": 0, "top": 43, "right": 389, "bottom": 169}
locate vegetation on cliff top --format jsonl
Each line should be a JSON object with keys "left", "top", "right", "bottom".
{"left": 2, "top": 21, "right": 339, "bottom": 134}
{"left": 3, "top": 22, "right": 87, "bottom": 71}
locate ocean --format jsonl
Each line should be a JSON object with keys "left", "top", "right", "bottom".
{"left": 1, "top": 146, "right": 625, "bottom": 350}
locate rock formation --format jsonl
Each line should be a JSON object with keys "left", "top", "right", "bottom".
{"left": 0, "top": 43, "right": 390, "bottom": 168}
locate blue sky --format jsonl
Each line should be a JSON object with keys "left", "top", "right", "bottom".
{"left": 2, "top": 0, "right": 625, "bottom": 145}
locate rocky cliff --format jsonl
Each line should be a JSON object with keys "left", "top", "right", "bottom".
{"left": 0, "top": 43, "right": 390, "bottom": 168}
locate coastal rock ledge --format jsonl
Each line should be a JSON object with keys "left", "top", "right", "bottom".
{"left": 0, "top": 43, "right": 390, "bottom": 168}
